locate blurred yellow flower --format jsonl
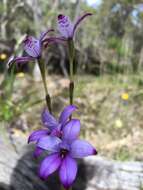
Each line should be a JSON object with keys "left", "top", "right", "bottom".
{"left": 16, "top": 72, "right": 25, "bottom": 78}
{"left": 115, "top": 119, "right": 123, "bottom": 128}
{"left": 121, "top": 93, "right": 129, "bottom": 100}
{"left": 0, "top": 53, "right": 7, "bottom": 60}
{"left": 12, "top": 129, "right": 27, "bottom": 137}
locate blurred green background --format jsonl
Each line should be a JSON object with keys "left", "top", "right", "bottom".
{"left": 0, "top": 0, "right": 143, "bottom": 161}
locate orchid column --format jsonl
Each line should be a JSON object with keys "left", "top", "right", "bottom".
{"left": 57, "top": 13, "right": 92, "bottom": 105}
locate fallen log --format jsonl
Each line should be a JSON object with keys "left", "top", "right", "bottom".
{"left": 0, "top": 141, "right": 143, "bottom": 190}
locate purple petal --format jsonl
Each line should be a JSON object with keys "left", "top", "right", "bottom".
{"left": 43, "top": 37, "right": 67, "bottom": 49}
{"left": 33, "top": 147, "right": 44, "bottom": 158}
{"left": 41, "top": 108, "right": 58, "bottom": 131}
{"left": 72, "top": 13, "right": 93, "bottom": 37}
{"left": 14, "top": 56, "right": 35, "bottom": 63}
{"left": 7, "top": 55, "right": 15, "bottom": 68}
{"left": 39, "top": 29, "right": 54, "bottom": 41}
{"left": 62, "top": 119, "right": 80, "bottom": 142}
{"left": 57, "top": 14, "right": 74, "bottom": 39}
{"left": 37, "top": 136, "right": 61, "bottom": 152}
{"left": 39, "top": 153, "right": 62, "bottom": 180}
{"left": 70, "top": 140, "right": 97, "bottom": 158}
{"left": 59, "top": 105, "right": 77, "bottom": 125}
{"left": 42, "top": 37, "right": 67, "bottom": 47}
{"left": 23, "top": 36, "right": 41, "bottom": 58}
{"left": 59, "top": 141, "right": 70, "bottom": 151}
{"left": 7, "top": 56, "right": 34, "bottom": 68}
{"left": 28, "top": 129, "right": 49, "bottom": 143}
{"left": 59, "top": 155, "right": 77, "bottom": 189}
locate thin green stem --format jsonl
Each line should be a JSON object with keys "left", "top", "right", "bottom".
{"left": 8, "top": 63, "right": 15, "bottom": 98}
{"left": 37, "top": 58, "right": 52, "bottom": 113}
{"left": 68, "top": 39, "right": 75, "bottom": 106}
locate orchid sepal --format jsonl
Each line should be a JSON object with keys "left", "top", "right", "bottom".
{"left": 57, "top": 12, "right": 93, "bottom": 40}
{"left": 7, "top": 55, "right": 35, "bottom": 68}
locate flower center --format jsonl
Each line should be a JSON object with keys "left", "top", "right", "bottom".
{"left": 60, "top": 148, "right": 69, "bottom": 158}
{"left": 59, "top": 142, "right": 70, "bottom": 158}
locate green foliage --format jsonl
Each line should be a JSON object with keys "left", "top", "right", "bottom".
{"left": 0, "top": 67, "right": 42, "bottom": 122}
{"left": 107, "top": 37, "right": 120, "bottom": 49}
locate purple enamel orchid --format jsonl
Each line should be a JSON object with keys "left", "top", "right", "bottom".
{"left": 28, "top": 105, "right": 77, "bottom": 157}
{"left": 37, "top": 119, "right": 97, "bottom": 189}
{"left": 23, "top": 29, "right": 54, "bottom": 58}
{"left": 7, "top": 29, "right": 54, "bottom": 68}
{"left": 57, "top": 13, "right": 92, "bottom": 40}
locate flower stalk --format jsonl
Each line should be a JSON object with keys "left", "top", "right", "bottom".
{"left": 57, "top": 13, "right": 93, "bottom": 106}
{"left": 68, "top": 39, "right": 75, "bottom": 106}
{"left": 37, "top": 58, "right": 52, "bottom": 113}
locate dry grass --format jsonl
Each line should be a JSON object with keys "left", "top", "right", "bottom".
{"left": 2, "top": 73, "right": 143, "bottom": 161}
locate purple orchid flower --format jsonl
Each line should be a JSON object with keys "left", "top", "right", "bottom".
{"left": 37, "top": 119, "right": 97, "bottom": 189}
{"left": 57, "top": 13, "right": 92, "bottom": 40}
{"left": 7, "top": 29, "right": 54, "bottom": 67}
{"left": 28, "top": 105, "right": 77, "bottom": 157}
{"left": 23, "top": 29, "right": 54, "bottom": 58}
